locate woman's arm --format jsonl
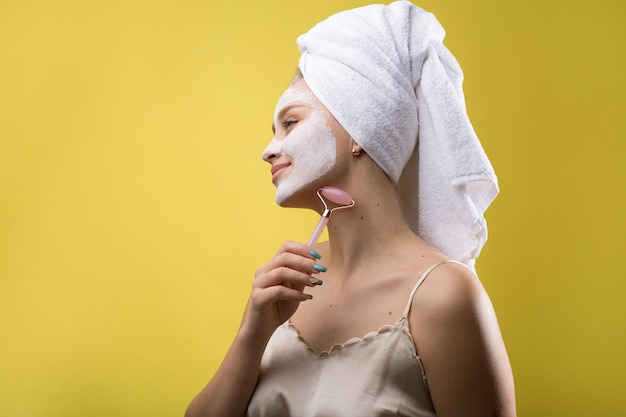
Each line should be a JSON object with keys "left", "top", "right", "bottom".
{"left": 185, "top": 325, "right": 267, "bottom": 417}
{"left": 185, "top": 241, "right": 323, "bottom": 417}
{"left": 410, "top": 262, "right": 516, "bottom": 417}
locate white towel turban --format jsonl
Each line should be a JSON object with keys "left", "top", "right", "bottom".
{"left": 297, "top": 0, "right": 499, "bottom": 268}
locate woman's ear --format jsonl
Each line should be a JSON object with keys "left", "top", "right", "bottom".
{"left": 350, "top": 140, "right": 363, "bottom": 156}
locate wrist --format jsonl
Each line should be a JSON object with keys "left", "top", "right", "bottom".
{"left": 235, "top": 324, "right": 274, "bottom": 354}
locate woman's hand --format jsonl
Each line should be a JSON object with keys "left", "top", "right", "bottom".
{"left": 239, "top": 241, "right": 324, "bottom": 344}
{"left": 185, "top": 241, "right": 324, "bottom": 417}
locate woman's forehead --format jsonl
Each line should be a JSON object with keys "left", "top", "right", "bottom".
{"left": 273, "top": 85, "right": 318, "bottom": 120}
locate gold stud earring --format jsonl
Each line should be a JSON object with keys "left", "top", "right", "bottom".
{"left": 352, "top": 147, "right": 361, "bottom": 156}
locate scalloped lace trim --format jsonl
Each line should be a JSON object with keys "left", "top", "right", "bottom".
{"left": 285, "top": 316, "right": 416, "bottom": 358}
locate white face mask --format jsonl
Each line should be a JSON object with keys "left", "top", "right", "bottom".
{"left": 263, "top": 87, "right": 337, "bottom": 204}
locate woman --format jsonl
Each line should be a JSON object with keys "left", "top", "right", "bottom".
{"left": 186, "top": 2, "right": 516, "bottom": 416}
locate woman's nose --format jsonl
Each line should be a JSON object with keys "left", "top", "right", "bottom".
{"left": 262, "top": 138, "right": 283, "bottom": 162}
{"left": 262, "top": 150, "right": 281, "bottom": 162}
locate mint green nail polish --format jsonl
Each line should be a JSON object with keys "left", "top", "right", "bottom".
{"left": 313, "top": 263, "right": 327, "bottom": 273}
{"left": 309, "top": 249, "right": 322, "bottom": 259}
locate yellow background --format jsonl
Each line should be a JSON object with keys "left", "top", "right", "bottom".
{"left": 1, "top": 0, "right": 624, "bottom": 416}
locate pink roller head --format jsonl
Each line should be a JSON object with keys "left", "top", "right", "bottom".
{"left": 320, "top": 187, "right": 353, "bottom": 205}
{"left": 307, "top": 187, "right": 355, "bottom": 247}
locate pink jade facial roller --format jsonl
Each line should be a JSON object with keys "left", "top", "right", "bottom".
{"left": 307, "top": 187, "right": 355, "bottom": 247}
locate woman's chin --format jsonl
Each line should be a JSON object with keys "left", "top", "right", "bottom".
{"left": 274, "top": 183, "right": 322, "bottom": 210}
{"left": 275, "top": 192, "right": 310, "bottom": 209}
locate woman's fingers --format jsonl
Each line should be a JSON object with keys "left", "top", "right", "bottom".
{"left": 256, "top": 241, "right": 319, "bottom": 275}
{"left": 275, "top": 240, "right": 315, "bottom": 258}
{"left": 253, "top": 266, "right": 316, "bottom": 290}
{"left": 252, "top": 284, "right": 313, "bottom": 309}
{"left": 255, "top": 254, "right": 318, "bottom": 282}
{"left": 254, "top": 249, "right": 325, "bottom": 294}
{"left": 246, "top": 241, "right": 326, "bottom": 321}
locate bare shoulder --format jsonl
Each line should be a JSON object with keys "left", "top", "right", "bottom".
{"left": 409, "top": 260, "right": 502, "bottom": 356}
{"left": 411, "top": 261, "right": 490, "bottom": 323}
{"left": 409, "top": 261, "right": 517, "bottom": 417}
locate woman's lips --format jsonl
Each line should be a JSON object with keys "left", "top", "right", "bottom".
{"left": 271, "top": 164, "right": 291, "bottom": 184}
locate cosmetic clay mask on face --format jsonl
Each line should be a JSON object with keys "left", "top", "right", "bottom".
{"left": 264, "top": 87, "right": 337, "bottom": 204}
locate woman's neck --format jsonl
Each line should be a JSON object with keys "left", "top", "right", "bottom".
{"left": 323, "top": 182, "right": 423, "bottom": 282}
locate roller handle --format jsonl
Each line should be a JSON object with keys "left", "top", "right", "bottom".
{"left": 307, "top": 216, "right": 329, "bottom": 247}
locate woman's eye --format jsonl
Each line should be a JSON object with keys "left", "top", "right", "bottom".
{"left": 282, "top": 119, "right": 298, "bottom": 129}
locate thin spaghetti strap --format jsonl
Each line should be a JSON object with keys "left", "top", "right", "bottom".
{"left": 401, "top": 260, "right": 468, "bottom": 318}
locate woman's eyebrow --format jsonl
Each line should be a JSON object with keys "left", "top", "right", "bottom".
{"left": 273, "top": 103, "right": 307, "bottom": 133}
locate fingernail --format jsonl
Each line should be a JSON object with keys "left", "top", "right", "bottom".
{"left": 309, "top": 249, "right": 322, "bottom": 259}
{"left": 309, "top": 277, "right": 323, "bottom": 286}
{"left": 313, "top": 263, "right": 327, "bottom": 273}
{"left": 301, "top": 293, "right": 313, "bottom": 301}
